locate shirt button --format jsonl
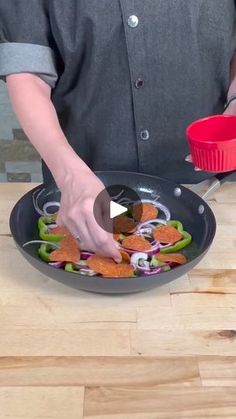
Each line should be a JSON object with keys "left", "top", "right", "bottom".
{"left": 127, "top": 15, "right": 139, "bottom": 28}
{"left": 135, "top": 78, "right": 144, "bottom": 89}
{"left": 140, "top": 130, "right": 150, "bottom": 141}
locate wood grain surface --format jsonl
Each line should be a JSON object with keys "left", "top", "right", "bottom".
{"left": 0, "top": 182, "right": 236, "bottom": 418}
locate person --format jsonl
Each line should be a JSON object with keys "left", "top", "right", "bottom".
{"left": 0, "top": 0, "right": 236, "bottom": 260}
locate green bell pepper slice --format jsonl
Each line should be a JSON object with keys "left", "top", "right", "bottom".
{"left": 150, "top": 256, "right": 166, "bottom": 267}
{"left": 38, "top": 215, "right": 63, "bottom": 242}
{"left": 65, "top": 262, "right": 99, "bottom": 276}
{"left": 38, "top": 243, "right": 59, "bottom": 262}
{"left": 160, "top": 220, "right": 192, "bottom": 254}
{"left": 65, "top": 263, "right": 80, "bottom": 273}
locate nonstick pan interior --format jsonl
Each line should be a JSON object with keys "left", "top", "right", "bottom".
{"left": 9, "top": 171, "right": 216, "bottom": 294}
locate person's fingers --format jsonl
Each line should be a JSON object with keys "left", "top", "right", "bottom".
{"left": 88, "top": 226, "right": 121, "bottom": 262}
{"left": 57, "top": 209, "right": 92, "bottom": 251}
{"left": 185, "top": 154, "right": 202, "bottom": 171}
{"left": 185, "top": 154, "right": 193, "bottom": 163}
{"left": 55, "top": 187, "right": 122, "bottom": 262}
{"left": 87, "top": 215, "right": 121, "bottom": 262}
{"left": 55, "top": 210, "right": 65, "bottom": 227}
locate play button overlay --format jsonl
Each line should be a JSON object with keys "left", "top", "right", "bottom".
{"left": 93, "top": 184, "right": 142, "bottom": 234}
{"left": 110, "top": 201, "right": 127, "bottom": 219}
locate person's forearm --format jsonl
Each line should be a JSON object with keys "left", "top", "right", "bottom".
{"left": 6, "top": 73, "right": 91, "bottom": 186}
{"left": 223, "top": 52, "right": 236, "bottom": 114}
{"left": 227, "top": 52, "right": 236, "bottom": 98}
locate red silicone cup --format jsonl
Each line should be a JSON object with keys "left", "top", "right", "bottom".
{"left": 186, "top": 115, "right": 236, "bottom": 172}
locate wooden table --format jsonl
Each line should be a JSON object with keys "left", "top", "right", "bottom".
{"left": 0, "top": 182, "right": 236, "bottom": 419}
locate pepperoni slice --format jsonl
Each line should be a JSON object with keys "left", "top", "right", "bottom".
{"left": 153, "top": 225, "right": 182, "bottom": 244}
{"left": 103, "top": 264, "right": 134, "bottom": 278}
{"left": 120, "top": 250, "right": 130, "bottom": 263}
{"left": 87, "top": 255, "right": 114, "bottom": 275}
{"left": 132, "top": 203, "right": 158, "bottom": 222}
{"left": 87, "top": 255, "right": 134, "bottom": 278}
{"left": 156, "top": 253, "right": 187, "bottom": 265}
{"left": 113, "top": 215, "right": 136, "bottom": 234}
{"left": 50, "top": 226, "right": 71, "bottom": 237}
{"left": 49, "top": 236, "right": 80, "bottom": 263}
{"left": 122, "top": 235, "right": 152, "bottom": 252}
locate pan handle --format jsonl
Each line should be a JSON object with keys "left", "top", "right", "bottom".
{"left": 214, "top": 170, "right": 236, "bottom": 184}
{"left": 188, "top": 170, "right": 235, "bottom": 200}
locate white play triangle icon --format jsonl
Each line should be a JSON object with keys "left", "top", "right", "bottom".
{"left": 110, "top": 201, "right": 127, "bottom": 219}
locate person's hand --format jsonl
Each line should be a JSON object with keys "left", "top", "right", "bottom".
{"left": 185, "top": 154, "right": 201, "bottom": 171}
{"left": 56, "top": 165, "right": 121, "bottom": 262}
{"left": 223, "top": 101, "right": 236, "bottom": 115}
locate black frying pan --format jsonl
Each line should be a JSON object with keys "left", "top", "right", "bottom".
{"left": 10, "top": 171, "right": 217, "bottom": 294}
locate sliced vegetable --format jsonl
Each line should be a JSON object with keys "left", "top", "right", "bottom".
{"left": 150, "top": 256, "right": 166, "bottom": 268}
{"left": 80, "top": 251, "right": 94, "bottom": 260}
{"left": 154, "top": 220, "right": 192, "bottom": 254}
{"left": 23, "top": 240, "right": 60, "bottom": 249}
{"left": 32, "top": 187, "right": 46, "bottom": 215}
{"left": 130, "top": 252, "right": 150, "bottom": 271}
{"left": 42, "top": 201, "right": 60, "bottom": 216}
{"left": 142, "top": 266, "right": 170, "bottom": 275}
{"left": 137, "top": 218, "right": 167, "bottom": 235}
{"left": 38, "top": 243, "right": 59, "bottom": 263}
{"left": 160, "top": 230, "right": 192, "bottom": 254}
{"left": 65, "top": 263, "right": 80, "bottom": 273}
{"left": 38, "top": 215, "right": 63, "bottom": 242}
{"left": 49, "top": 261, "right": 65, "bottom": 268}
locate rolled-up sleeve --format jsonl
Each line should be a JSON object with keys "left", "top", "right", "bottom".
{"left": 0, "top": 0, "right": 58, "bottom": 87}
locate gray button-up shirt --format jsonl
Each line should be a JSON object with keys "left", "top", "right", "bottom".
{"left": 0, "top": 0, "right": 236, "bottom": 184}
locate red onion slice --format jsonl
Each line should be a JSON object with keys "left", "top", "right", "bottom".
{"left": 48, "top": 224, "right": 58, "bottom": 230}
{"left": 23, "top": 240, "right": 60, "bottom": 248}
{"left": 32, "top": 187, "right": 46, "bottom": 215}
{"left": 111, "top": 189, "right": 125, "bottom": 201}
{"left": 137, "top": 219, "right": 167, "bottom": 233}
{"left": 49, "top": 262, "right": 65, "bottom": 268}
{"left": 80, "top": 251, "right": 94, "bottom": 260}
{"left": 121, "top": 242, "right": 160, "bottom": 257}
{"left": 159, "top": 243, "right": 174, "bottom": 249}
{"left": 121, "top": 244, "right": 160, "bottom": 256}
{"left": 73, "top": 261, "right": 88, "bottom": 269}
{"left": 43, "top": 201, "right": 61, "bottom": 216}
{"left": 130, "top": 252, "right": 150, "bottom": 271}
{"left": 142, "top": 264, "right": 171, "bottom": 275}
{"left": 142, "top": 267, "right": 163, "bottom": 275}
{"left": 79, "top": 268, "right": 97, "bottom": 276}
